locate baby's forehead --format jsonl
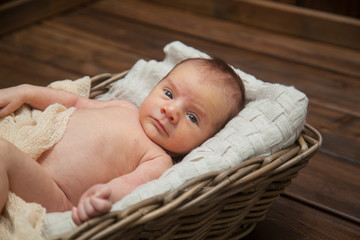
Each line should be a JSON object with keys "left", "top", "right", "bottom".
{"left": 172, "top": 62, "right": 222, "bottom": 83}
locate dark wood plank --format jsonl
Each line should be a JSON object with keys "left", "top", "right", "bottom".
{"left": 285, "top": 151, "right": 360, "bottom": 223}
{"left": 0, "top": 0, "right": 92, "bottom": 35}
{"left": 0, "top": 24, "right": 141, "bottom": 76}
{"left": 243, "top": 196, "right": 360, "bottom": 240}
{"left": 0, "top": 48, "right": 79, "bottom": 88}
{"left": 148, "top": 0, "right": 360, "bottom": 50}
{"left": 44, "top": 10, "right": 174, "bottom": 60}
{"left": 263, "top": 0, "right": 360, "bottom": 19}
{"left": 95, "top": 0, "right": 360, "bottom": 79}
{"left": 307, "top": 104, "right": 360, "bottom": 161}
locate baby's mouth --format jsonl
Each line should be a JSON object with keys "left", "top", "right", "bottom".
{"left": 154, "top": 118, "right": 168, "bottom": 136}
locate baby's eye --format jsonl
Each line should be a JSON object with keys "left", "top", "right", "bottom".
{"left": 164, "top": 90, "right": 173, "bottom": 99}
{"left": 187, "top": 113, "right": 198, "bottom": 124}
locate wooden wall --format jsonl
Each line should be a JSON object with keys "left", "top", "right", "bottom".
{"left": 2, "top": 0, "right": 359, "bottom": 49}
{"left": 148, "top": 0, "right": 360, "bottom": 50}
{"left": 264, "top": 0, "right": 360, "bottom": 18}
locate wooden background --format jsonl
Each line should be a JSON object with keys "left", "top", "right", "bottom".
{"left": 0, "top": 0, "right": 359, "bottom": 239}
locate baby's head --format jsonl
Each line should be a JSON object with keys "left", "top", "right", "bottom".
{"left": 139, "top": 57, "right": 245, "bottom": 157}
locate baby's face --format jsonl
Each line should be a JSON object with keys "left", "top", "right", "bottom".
{"left": 139, "top": 61, "right": 229, "bottom": 156}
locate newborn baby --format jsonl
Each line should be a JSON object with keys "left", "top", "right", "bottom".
{"left": 0, "top": 57, "right": 245, "bottom": 225}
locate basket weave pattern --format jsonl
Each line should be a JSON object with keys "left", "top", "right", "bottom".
{"left": 58, "top": 73, "right": 321, "bottom": 240}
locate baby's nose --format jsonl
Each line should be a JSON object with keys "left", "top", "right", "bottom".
{"left": 161, "top": 104, "right": 180, "bottom": 123}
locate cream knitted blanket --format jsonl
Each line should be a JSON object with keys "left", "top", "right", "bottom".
{"left": 0, "top": 76, "right": 90, "bottom": 240}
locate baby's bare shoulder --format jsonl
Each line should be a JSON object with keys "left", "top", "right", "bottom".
{"left": 140, "top": 151, "right": 173, "bottom": 169}
{"left": 136, "top": 153, "right": 173, "bottom": 180}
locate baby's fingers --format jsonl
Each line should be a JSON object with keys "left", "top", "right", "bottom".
{"left": 0, "top": 100, "right": 22, "bottom": 117}
{"left": 72, "top": 198, "right": 94, "bottom": 225}
{"left": 72, "top": 196, "right": 112, "bottom": 226}
{"left": 90, "top": 196, "right": 112, "bottom": 214}
{"left": 71, "top": 207, "right": 82, "bottom": 226}
{"left": 0, "top": 101, "right": 10, "bottom": 116}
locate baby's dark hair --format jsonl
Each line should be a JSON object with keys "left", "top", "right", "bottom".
{"left": 203, "top": 57, "right": 245, "bottom": 109}
{"left": 178, "top": 57, "right": 246, "bottom": 125}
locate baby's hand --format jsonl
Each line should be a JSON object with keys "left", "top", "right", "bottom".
{"left": 0, "top": 85, "right": 26, "bottom": 118}
{"left": 71, "top": 184, "right": 112, "bottom": 226}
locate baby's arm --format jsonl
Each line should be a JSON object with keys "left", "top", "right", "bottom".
{"left": 0, "top": 84, "right": 123, "bottom": 117}
{"left": 0, "top": 84, "right": 86, "bottom": 117}
{"left": 72, "top": 156, "right": 173, "bottom": 225}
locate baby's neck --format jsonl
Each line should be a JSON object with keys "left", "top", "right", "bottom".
{"left": 165, "top": 150, "right": 185, "bottom": 164}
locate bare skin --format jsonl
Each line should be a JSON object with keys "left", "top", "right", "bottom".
{"left": 38, "top": 101, "right": 172, "bottom": 207}
{"left": 0, "top": 59, "right": 238, "bottom": 225}
{"left": 0, "top": 91, "right": 173, "bottom": 224}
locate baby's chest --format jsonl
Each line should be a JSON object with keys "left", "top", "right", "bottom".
{"left": 84, "top": 123, "right": 148, "bottom": 173}
{"left": 96, "top": 119, "right": 159, "bottom": 170}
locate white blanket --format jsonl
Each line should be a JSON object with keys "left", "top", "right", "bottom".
{"left": 44, "top": 41, "right": 308, "bottom": 237}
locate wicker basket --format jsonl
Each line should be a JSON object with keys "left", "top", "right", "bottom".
{"left": 54, "top": 72, "right": 322, "bottom": 240}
